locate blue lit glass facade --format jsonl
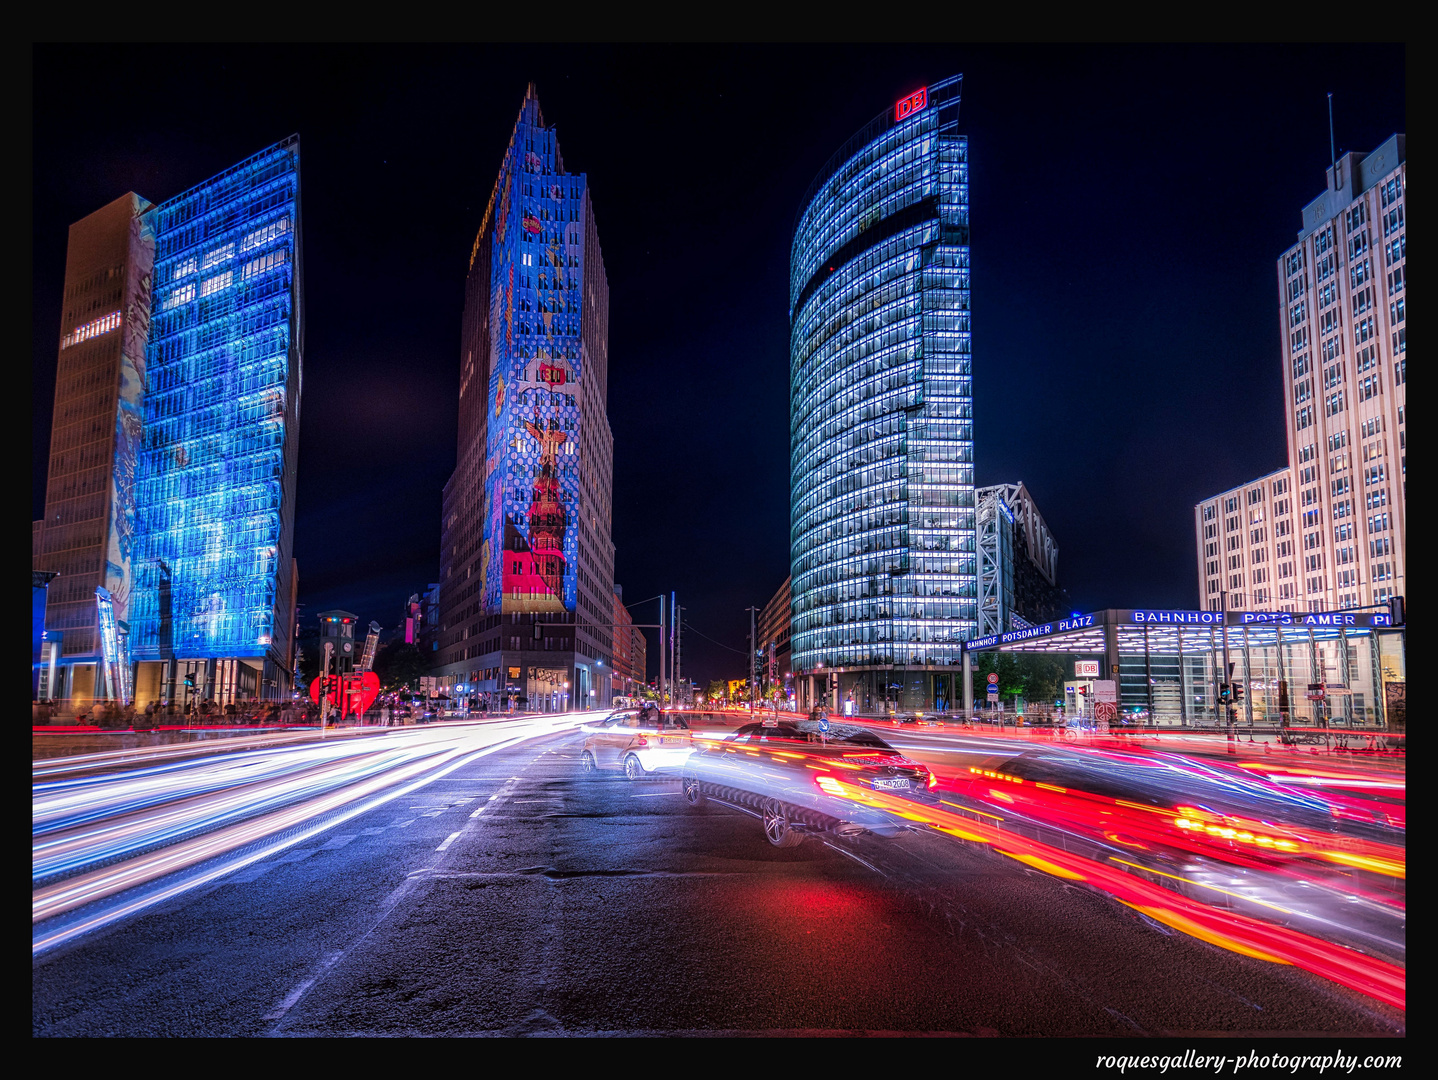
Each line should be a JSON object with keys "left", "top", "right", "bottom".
{"left": 434, "top": 87, "right": 615, "bottom": 712}
{"left": 129, "top": 138, "right": 302, "bottom": 695}
{"left": 790, "top": 76, "right": 973, "bottom": 711}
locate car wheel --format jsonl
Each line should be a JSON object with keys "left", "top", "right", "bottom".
{"left": 624, "top": 754, "right": 646, "bottom": 781}
{"left": 682, "top": 776, "right": 706, "bottom": 805}
{"left": 761, "top": 799, "right": 803, "bottom": 848}
{"left": 580, "top": 750, "right": 597, "bottom": 776}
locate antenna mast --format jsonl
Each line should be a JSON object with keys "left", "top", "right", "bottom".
{"left": 1327, "top": 93, "right": 1337, "bottom": 176}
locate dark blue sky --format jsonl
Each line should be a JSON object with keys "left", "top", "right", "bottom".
{"left": 31, "top": 45, "right": 1405, "bottom": 683}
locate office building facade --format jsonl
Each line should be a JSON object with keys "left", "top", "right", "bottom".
{"left": 757, "top": 575, "right": 793, "bottom": 696}
{"left": 610, "top": 584, "right": 646, "bottom": 698}
{"left": 789, "top": 76, "right": 973, "bottom": 715}
{"left": 1197, "top": 135, "right": 1405, "bottom": 614}
{"left": 35, "top": 141, "right": 303, "bottom": 707}
{"left": 434, "top": 86, "right": 616, "bottom": 712}
{"left": 32, "top": 195, "right": 155, "bottom": 707}
{"left": 129, "top": 138, "right": 304, "bottom": 704}
{"left": 1195, "top": 467, "right": 1296, "bottom": 613}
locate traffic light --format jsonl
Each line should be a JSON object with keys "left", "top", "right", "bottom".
{"left": 1233, "top": 682, "right": 1244, "bottom": 703}
{"left": 1218, "top": 683, "right": 1232, "bottom": 703}
{"left": 183, "top": 675, "right": 194, "bottom": 688}
{"left": 1388, "top": 595, "right": 1405, "bottom": 626}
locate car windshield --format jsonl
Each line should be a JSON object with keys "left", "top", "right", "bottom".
{"left": 838, "top": 731, "right": 893, "bottom": 749}
{"left": 792, "top": 721, "right": 894, "bottom": 750}
{"left": 732, "top": 723, "right": 804, "bottom": 740}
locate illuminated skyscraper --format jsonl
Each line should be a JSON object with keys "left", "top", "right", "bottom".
{"left": 1195, "top": 134, "right": 1405, "bottom": 615}
{"left": 32, "top": 194, "right": 155, "bottom": 707}
{"left": 128, "top": 138, "right": 304, "bottom": 703}
{"left": 434, "top": 86, "right": 615, "bottom": 712}
{"left": 790, "top": 76, "right": 973, "bottom": 715}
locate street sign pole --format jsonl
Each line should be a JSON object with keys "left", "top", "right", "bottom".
{"left": 747, "top": 606, "right": 759, "bottom": 715}
{"left": 320, "top": 641, "right": 333, "bottom": 735}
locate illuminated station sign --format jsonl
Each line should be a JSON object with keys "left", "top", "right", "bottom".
{"left": 964, "top": 608, "right": 1396, "bottom": 651}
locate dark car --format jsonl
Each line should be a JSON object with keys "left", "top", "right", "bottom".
{"left": 680, "top": 721, "right": 935, "bottom": 847}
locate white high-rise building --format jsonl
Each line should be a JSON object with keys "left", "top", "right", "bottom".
{"left": 1197, "top": 134, "right": 1405, "bottom": 613}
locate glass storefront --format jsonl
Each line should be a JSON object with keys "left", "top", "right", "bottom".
{"left": 982, "top": 608, "right": 1403, "bottom": 729}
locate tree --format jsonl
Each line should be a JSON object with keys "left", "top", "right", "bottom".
{"left": 372, "top": 642, "right": 430, "bottom": 691}
{"left": 970, "top": 651, "right": 1069, "bottom": 704}
{"left": 295, "top": 625, "right": 323, "bottom": 686}
{"left": 707, "top": 680, "right": 728, "bottom": 705}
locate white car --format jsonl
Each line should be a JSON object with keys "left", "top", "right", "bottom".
{"left": 579, "top": 708, "right": 695, "bottom": 780}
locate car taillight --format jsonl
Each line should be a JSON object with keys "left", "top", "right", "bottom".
{"left": 633, "top": 736, "right": 648, "bottom": 747}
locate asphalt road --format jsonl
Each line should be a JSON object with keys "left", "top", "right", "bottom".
{"left": 32, "top": 729, "right": 1406, "bottom": 1037}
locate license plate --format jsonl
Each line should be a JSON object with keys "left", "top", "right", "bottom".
{"left": 873, "top": 778, "right": 909, "bottom": 790}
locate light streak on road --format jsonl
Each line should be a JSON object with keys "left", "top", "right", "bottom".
{"left": 33, "top": 715, "right": 599, "bottom": 955}
{"left": 687, "top": 716, "right": 1403, "bottom": 1008}
{"left": 814, "top": 773, "right": 1406, "bottom": 1010}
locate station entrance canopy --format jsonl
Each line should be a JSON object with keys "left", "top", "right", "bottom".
{"left": 961, "top": 608, "right": 1403, "bottom": 728}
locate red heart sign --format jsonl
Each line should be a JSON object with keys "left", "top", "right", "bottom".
{"left": 309, "top": 671, "right": 381, "bottom": 716}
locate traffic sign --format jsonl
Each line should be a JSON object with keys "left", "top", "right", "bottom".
{"left": 818, "top": 715, "right": 830, "bottom": 734}
{"left": 987, "top": 673, "right": 999, "bottom": 684}
{"left": 987, "top": 686, "right": 999, "bottom": 698}
{"left": 1094, "top": 701, "right": 1118, "bottom": 722}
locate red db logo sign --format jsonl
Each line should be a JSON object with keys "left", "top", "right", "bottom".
{"left": 895, "top": 87, "right": 928, "bottom": 122}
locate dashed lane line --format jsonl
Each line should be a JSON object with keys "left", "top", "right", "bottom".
{"left": 265, "top": 760, "right": 539, "bottom": 1032}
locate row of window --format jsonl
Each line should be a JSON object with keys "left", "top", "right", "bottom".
{"left": 59, "top": 310, "right": 121, "bottom": 349}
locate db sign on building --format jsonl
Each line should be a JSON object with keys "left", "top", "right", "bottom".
{"left": 895, "top": 87, "right": 928, "bottom": 122}
{"left": 1075, "top": 661, "right": 1100, "bottom": 678}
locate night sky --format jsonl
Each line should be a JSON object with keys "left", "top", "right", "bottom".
{"left": 31, "top": 45, "right": 1405, "bottom": 684}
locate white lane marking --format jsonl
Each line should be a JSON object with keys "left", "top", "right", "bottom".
{"left": 263, "top": 950, "right": 343, "bottom": 1021}
{"left": 319, "top": 835, "right": 357, "bottom": 849}
{"left": 393, "top": 819, "right": 415, "bottom": 828}
{"left": 262, "top": 747, "right": 547, "bottom": 1030}
{"left": 470, "top": 788, "right": 507, "bottom": 818}
{"left": 420, "top": 811, "right": 443, "bottom": 817}
{"left": 435, "top": 831, "right": 463, "bottom": 852}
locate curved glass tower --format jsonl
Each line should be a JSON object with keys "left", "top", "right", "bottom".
{"left": 790, "top": 76, "right": 974, "bottom": 715}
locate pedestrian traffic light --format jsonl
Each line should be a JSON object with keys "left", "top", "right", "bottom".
{"left": 183, "top": 675, "right": 194, "bottom": 687}
{"left": 1233, "top": 682, "right": 1244, "bottom": 702}
{"left": 1218, "top": 683, "right": 1231, "bottom": 703}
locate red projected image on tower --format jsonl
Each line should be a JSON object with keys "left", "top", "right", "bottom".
{"left": 502, "top": 408, "right": 570, "bottom": 614}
